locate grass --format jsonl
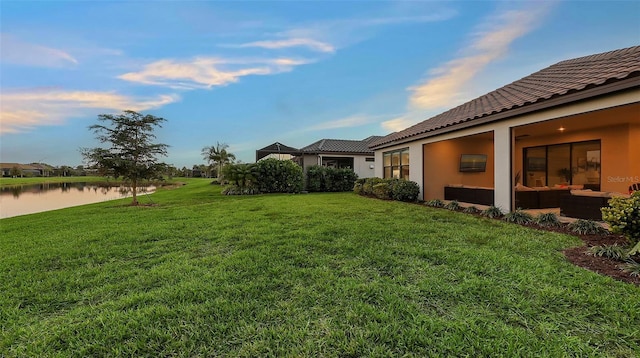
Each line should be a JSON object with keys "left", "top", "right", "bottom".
{"left": 1, "top": 178, "right": 639, "bottom": 357}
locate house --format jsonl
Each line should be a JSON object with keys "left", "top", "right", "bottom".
{"left": 256, "top": 137, "right": 382, "bottom": 179}
{"left": 370, "top": 46, "right": 640, "bottom": 218}
{"left": 1, "top": 163, "right": 54, "bottom": 177}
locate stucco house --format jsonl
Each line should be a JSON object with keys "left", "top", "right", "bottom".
{"left": 370, "top": 46, "right": 639, "bottom": 218}
{"left": 256, "top": 136, "right": 381, "bottom": 179}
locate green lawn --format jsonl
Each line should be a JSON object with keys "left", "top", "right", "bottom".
{"left": 1, "top": 179, "right": 638, "bottom": 357}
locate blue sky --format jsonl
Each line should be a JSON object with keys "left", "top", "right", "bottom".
{"left": 1, "top": 1, "right": 638, "bottom": 168}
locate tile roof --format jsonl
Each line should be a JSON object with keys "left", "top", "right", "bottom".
{"left": 300, "top": 136, "right": 383, "bottom": 154}
{"left": 371, "top": 46, "right": 640, "bottom": 149}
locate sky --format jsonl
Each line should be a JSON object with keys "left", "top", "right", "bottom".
{"left": 1, "top": 1, "right": 639, "bottom": 168}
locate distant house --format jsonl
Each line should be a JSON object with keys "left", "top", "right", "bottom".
{"left": 1, "top": 163, "right": 54, "bottom": 177}
{"left": 255, "top": 136, "right": 382, "bottom": 179}
{"left": 370, "top": 46, "right": 639, "bottom": 218}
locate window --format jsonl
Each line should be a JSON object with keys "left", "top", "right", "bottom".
{"left": 523, "top": 140, "right": 600, "bottom": 190}
{"left": 383, "top": 148, "right": 409, "bottom": 179}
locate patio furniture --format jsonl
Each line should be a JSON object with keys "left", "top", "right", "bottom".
{"left": 560, "top": 191, "right": 611, "bottom": 220}
{"left": 444, "top": 185, "right": 494, "bottom": 206}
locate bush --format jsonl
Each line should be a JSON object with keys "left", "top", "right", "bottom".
{"left": 391, "top": 180, "right": 420, "bottom": 202}
{"left": 306, "top": 165, "right": 325, "bottom": 192}
{"left": 445, "top": 200, "right": 461, "bottom": 211}
{"left": 353, "top": 182, "right": 363, "bottom": 195}
{"left": 601, "top": 191, "right": 640, "bottom": 255}
{"left": 362, "top": 177, "right": 385, "bottom": 196}
{"left": 222, "top": 186, "right": 261, "bottom": 195}
{"left": 372, "top": 182, "right": 391, "bottom": 199}
{"left": 463, "top": 206, "right": 480, "bottom": 214}
{"left": 425, "top": 199, "right": 444, "bottom": 208}
{"left": 253, "top": 159, "right": 303, "bottom": 193}
{"left": 503, "top": 209, "right": 533, "bottom": 224}
{"left": 568, "top": 219, "right": 607, "bottom": 235}
{"left": 535, "top": 212, "right": 561, "bottom": 227}
{"left": 481, "top": 206, "right": 503, "bottom": 219}
{"left": 306, "top": 166, "right": 358, "bottom": 192}
{"left": 222, "top": 163, "right": 257, "bottom": 191}
{"left": 589, "top": 244, "right": 629, "bottom": 261}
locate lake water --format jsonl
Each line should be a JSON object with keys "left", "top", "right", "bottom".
{"left": 0, "top": 182, "right": 155, "bottom": 219}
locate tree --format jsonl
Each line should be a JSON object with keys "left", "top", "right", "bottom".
{"left": 202, "top": 142, "right": 236, "bottom": 181}
{"left": 81, "top": 110, "right": 169, "bottom": 205}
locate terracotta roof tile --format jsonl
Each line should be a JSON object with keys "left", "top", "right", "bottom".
{"left": 371, "top": 46, "right": 640, "bottom": 148}
{"left": 301, "top": 136, "right": 382, "bottom": 154}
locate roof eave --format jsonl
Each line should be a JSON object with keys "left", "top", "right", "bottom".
{"left": 370, "top": 76, "right": 640, "bottom": 150}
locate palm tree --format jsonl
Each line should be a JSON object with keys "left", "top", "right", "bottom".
{"left": 202, "top": 142, "right": 236, "bottom": 181}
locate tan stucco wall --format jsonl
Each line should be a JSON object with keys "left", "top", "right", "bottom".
{"left": 515, "top": 122, "right": 639, "bottom": 194}
{"left": 422, "top": 133, "right": 494, "bottom": 201}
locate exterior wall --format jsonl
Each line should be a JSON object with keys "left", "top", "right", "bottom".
{"left": 422, "top": 133, "right": 494, "bottom": 201}
{"left": 374, "top": 88, "right": 639, "bottom": 211}
{"left": 302, "top": 153, "right": 375, "bottom": 178}
{"left": 374, "top": 142, "right": 425, "bottom": 199}
{"left": 353, "top": 155, "right": 375, "bottom": 178}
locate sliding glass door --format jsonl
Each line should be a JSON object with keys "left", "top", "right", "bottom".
{"left": 523, "top": 140, "right": 600, "bottom": 190}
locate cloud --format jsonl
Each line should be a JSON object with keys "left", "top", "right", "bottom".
{"left": 119, "top": 56, "right": 311, "bottom": 89}
{"left": 381, "top": 116, "right": 416, "bottom": 133}
{"left": 1, "top": 34, "right": 78, "bottom": 67}
{"left": 409, "top": 4, "right": 552, "bottom": 110}
{"left": 232, "top": 38, "right": 335, "bottom": 53}
{"left": 0, "top": 90, "right": 179, "bottom": 134}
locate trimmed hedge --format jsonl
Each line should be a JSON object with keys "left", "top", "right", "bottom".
{"left": 355, "top": 177, "right": 420, "bottom": 202}
{"left": 254, "top": 159, "right": 304, "bottom": 193}
{"left": 306, "top": 165, "right": 358, "bottom": 192}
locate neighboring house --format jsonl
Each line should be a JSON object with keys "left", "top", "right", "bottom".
{"left": 370, "top": 46, "right": 639, "bottom": 216}
{"left": 1, "top": 163, "right": 54, "bottom": 177}
{"left": 255, "top": 137, "right": 382, "bottom": 179}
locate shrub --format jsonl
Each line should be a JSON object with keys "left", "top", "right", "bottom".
{"left": 253, "top": 158, "right": 303, "bottom": 193}
{"left": 222, "top": 186, "right": 261, "bottom": 195}
{"left": 390, "top": 180, "right": 420, "bottom": 202}
{"left": 601, "top": 191, "right": 640, "bottom": 256}
{"left": 222, "top": 163, "right": 257, "bottom": 191}
{"left": 305, "top": 165, "right": 325, "bottom": 192}
{"left": 372, "top": 182, "right": 391, "bottom": 199}
{"left": 362, "top": 177, "right": 385, "bottom": 196}
{"left": 425, "top": 199, "right": 444, "bottom": 208}
{"left": 463, "top": 206, "right": 480, "bottom": 214}
{"left": 589, "top": 244, "right": 629, "bottom": 261}
{"left": 535, "top": 212, "right": 561, "bottom": 227}
{"left": 353, "top": 182, "right": 363, "bottom": 195}
{"left": 503, "top": 209, "right": 533, "bottom": 224}
{"left": 481, "top": 206, "right": 503, "bottom": 219}
{"left": 568, "top": 219, "right": 607, "bottom": 235}
{"left": 445, "top": 200, "right": 461, "bottom": 211}
{"left": 621, "top": 260, "right": 640, "bottom": 277}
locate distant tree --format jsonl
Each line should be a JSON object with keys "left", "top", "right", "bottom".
{"left": 81, "top": 110, "right": 169, "bottom": 205}
{"left": 10, "top": 166, "right": 22, "bottom": 178}
{"left": 202, "top": 142, "right": 236, "bottom": 180}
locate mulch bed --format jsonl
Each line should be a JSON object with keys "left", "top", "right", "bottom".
{"left": 511, "top": 221, "right": 638, "bottom": 285}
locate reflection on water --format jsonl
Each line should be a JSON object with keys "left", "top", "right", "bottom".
{"left": 0, "top": 182, "right": 155, "bottom": 219}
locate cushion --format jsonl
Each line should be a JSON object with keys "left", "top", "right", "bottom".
{"left": 515, "top": 183, "right": 535, "bottom": 191}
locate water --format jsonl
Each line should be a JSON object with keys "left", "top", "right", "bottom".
{"left": 0, "top": 182, "right": 155, "bottom": 219}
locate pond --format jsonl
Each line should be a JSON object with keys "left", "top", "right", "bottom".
{"left": 0, "top": 182, "right": 155, "bottom": 219}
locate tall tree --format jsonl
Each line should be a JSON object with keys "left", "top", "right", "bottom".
{"left": 202, "top": 142, "right": 236, "bottom": 180}
{"left": 81, "top": 110, "right": 169, "bottom": 205}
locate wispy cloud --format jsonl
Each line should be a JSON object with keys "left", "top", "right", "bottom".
{"left": 1, "top": 34, "right": 78, "bottom": 67}
{"left": 0, "top": 90, "right": 179, "bottom": 134}
{"left": 231, "top": 38, "right": 335, "bottom": 53}
{"left": 409, "top": 4, "right": 552, "bottom": 111}
{"left": 119, "top": 56, "right": 312, "bottom": 89}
